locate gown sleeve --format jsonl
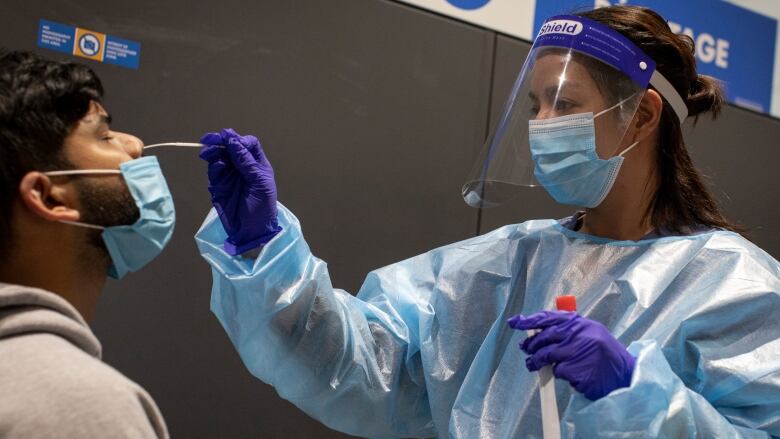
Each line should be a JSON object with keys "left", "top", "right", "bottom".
{"left": 195, "top": 203, "right": 436, "bottom": 438}
{"left": 563, "top": 268, "right": 780, "bottom": 439}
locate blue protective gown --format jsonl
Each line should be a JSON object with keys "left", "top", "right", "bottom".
{"left": 196, "top": 204, "right": 780, "bottom": 438}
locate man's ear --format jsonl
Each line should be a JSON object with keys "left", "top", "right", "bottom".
{"left": 18, "top": 172, "right": 81, "bottom": 223}
{"left": 630, "top": 89, "right": 664, "bottom": 144}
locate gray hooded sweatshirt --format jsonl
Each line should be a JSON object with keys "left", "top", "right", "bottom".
{"left": 0, "top": 283, "right": 168, "bottom": 438}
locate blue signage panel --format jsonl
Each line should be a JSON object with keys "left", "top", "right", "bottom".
{"left": 37, "top": 19, "right": 141, "bottom": 70}
{"left": 37, "top": 19, "right": 76, "bottom": 54}
{"left": 534, "top": 0, "right": 777, "bottom": 114}
{"left": 104, "top": 35, "right": 141, "bottom": 69}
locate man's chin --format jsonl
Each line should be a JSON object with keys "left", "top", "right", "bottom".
{"left": 74, "top": 177, "right": 140, "bottom": 266}
{"left": 74, "top": 177, "right": 140, "bottom": 228}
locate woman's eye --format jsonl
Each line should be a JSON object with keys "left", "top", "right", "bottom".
{"left": 555, "top": 100, "right": 574, "bottom": 112}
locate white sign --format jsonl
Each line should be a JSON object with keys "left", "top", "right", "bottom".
{"left": 394, "top": 0, "right": 534, "bottom": 40}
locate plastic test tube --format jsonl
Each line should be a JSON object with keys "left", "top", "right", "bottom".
{"left": 530, "top": 295, "right": 577, "bottom": 439}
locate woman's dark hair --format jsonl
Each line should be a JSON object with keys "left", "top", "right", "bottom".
{"left": 577, "top": 6, "right": 742, "bottom": 234}
{"left": 0, "top": 49, "right": 104, "bottom": 260}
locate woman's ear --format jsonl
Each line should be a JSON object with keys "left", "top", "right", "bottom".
{"left": 631, "top": 89, "right": 664, "bottom": 143}
{"left": 18, "top": 172, "right": 81, "bottom": 223}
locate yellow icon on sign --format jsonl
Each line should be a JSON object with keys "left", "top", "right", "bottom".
{"left": 73, "top": 27, "right": 106, "bottom": 62}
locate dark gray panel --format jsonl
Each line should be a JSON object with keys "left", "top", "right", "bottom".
{"left": 683, "top": 110, "right": 780, "bottom": 258}
{"left": 3, "top": 1, "right": 493, "bottom": 438}
{"left": 484, "top": 36, "right": 780, "bottom": 259}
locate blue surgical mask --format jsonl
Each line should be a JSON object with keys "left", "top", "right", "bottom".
{"left": 528, "top": 103, "right": 639, "bottom": 208}
{"left": 45, "top": 156, "right": 175, "bottom": 279}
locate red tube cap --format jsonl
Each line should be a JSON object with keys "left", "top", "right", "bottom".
{"left": 556, "top": 295, "right": 577, "bottom": 312}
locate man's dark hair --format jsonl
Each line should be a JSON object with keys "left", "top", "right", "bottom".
{"left": 0, "top": 49, "right": 104, "bottom": 260}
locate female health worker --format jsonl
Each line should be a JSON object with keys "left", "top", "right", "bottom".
{"left": 195, "top": 6, "right": 780, "bottom": 438}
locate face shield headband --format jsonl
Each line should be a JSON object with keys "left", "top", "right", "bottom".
{"left": 535, "top": 15, "right": 687, "bottom": 123}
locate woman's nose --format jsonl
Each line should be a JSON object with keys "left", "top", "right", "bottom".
{"left": 534, "top": 108, "right": 557, "bottom": 121}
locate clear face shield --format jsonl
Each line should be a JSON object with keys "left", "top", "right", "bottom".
{"left": 463, "top": 15, "right": 686, "bottom": 208}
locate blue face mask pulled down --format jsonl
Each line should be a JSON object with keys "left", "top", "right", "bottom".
{"left": 46, "top": 156, "right": 175, "bottom": 279}
{"left": 529, "top": 105, "right": 638, "bottom": 208}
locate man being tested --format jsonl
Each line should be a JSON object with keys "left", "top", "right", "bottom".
{"left": 0, "top": 50, "right": 171, "bottom": 438}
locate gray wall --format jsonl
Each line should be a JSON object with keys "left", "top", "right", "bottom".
{"left": 2, "top": 1, "right": 778, "bottom": 438}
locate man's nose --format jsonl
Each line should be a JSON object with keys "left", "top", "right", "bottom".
{"left": 118, "top": 133, "right": 144, "bottom": 158}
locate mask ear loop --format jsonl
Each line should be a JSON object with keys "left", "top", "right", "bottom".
{"left": 44, "top": 169, "right": 122, "bottom": 176}
{"left": 592, "top": 93, "right": 643, "bottom": 159}
{"left": 593, "top": 93, "right": 639, "bottom": 119}
{"left": 617, "top": 141, "right": 640, "bottom": 157}
{"left": 43, "top": 169, "right": 123, "bottom": 231}
{"left": 58, "top": 219, "right": 106, "bottom": 230}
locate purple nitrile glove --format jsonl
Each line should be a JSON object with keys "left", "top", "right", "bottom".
{"left": 507, "top": 311, "right": 635, "bottom": 401}
{"left": 199, "top": 128, "right": 282, "bottom": 256}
